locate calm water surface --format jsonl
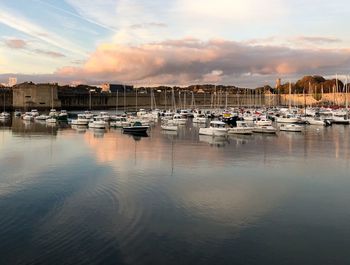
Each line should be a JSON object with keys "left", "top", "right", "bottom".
{"left": 0, "top": 118, "right": 350, "bottom": 265}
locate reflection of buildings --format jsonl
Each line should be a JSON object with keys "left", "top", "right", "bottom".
{"left": 10, "top": 118, "right": 59, "bottom": 137}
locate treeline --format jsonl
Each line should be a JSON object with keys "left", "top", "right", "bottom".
{"left": 277, "top": 76, "right": 349, "bottom": 94}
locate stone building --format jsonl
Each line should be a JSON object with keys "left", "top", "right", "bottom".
{"left": 12, "top": 82, "right": 61, "bottom": 110}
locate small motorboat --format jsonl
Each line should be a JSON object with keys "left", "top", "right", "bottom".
{"left": 0, "top": 112, "right": 10, "bottom": 120}
{"left": 58, "top": 110, "right": 68, "bottom": 121}
{"left": 172, "top": 114, "right": 187, "bottom": 125}
{"left": 228, "top": 121, "right": 253, "bottom": 135}
{"left": 123, "top": 121, "right": 149, "bottom": 134}
{"left": 161, "top": 120, "right": 178, "bottom": 131}
{"left": 71, "top": 114, "right": 89, "bottom": 126}
{"left": 255, "top": 117, "right": 272, "bottom": 126}
{"left": 46, "top": 117, "right": 57, "bottom": 124}
{"left": 35, "top": 114, "right": 50, "bottom": 121}
{"left": 110, "top": 116, "right": 129, "bottom": 128}
{"left": 252, "top": 125, "right": 277, "bottom": 134}
{"left": 88, "top": 117, "right": 107, "bottom": 129}
{"left": 22, "top": 112, "right": 34, "bottom": 121}
{"left": 14, "top": 110, "right": 22, "bottom": 117}
{"left": 279, "top": 124, "right": 303, "bottom": 132}
{"left": 192, "top": 113, "right": 207, "bottom": 124}
{"left": 199, "top": 121, "right": 228, "bottom": 136}
{"left": 306, "top": 117, "right": 328, "bottom": 126}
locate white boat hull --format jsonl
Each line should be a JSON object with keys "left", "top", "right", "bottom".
{"left": 279, "top": 125, "right": 303, "bottom": 132}
{"left": 228, "top": 128, "right": 253, "bottom": 135}
{"left": 88, "top": 121, "right": 107, "bottom": 129}
{"left": 71, "top": 119, "right": 89, "bottom": 126}
{"left": 161, "top": 125, "right": 178, "bottom": 131}
{"left": 252, "top": 126, "right": 277, "bottom": 134}
{"left": 199, "top": 128, "right": 227, "bottom": 136}
{"left": 276, "top": 117, "right": 300, "bottom": 123}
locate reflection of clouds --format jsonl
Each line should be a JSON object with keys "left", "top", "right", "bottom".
{"left": 167, "top": 174, "right": 290, "bottom": 230}
{"left": 0, "top": 129, "right": 90, "bottom": 197}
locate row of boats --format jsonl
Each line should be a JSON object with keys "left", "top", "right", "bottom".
{"left": 2, "top": 106, "right": 350, "bottom": 137}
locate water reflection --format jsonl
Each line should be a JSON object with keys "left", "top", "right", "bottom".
{"left": 0, "top": 121, "right": 350, "bottom": 265}
{"left": 199, "top": 135, "right": 228, "bottom": 147}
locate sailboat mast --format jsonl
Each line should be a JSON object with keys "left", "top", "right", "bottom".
{"left": 3, "top": 90, "right": 5, "bottom": 113}
{"left": 171, "top": 87, "right": 176, "bottom": 111}
{"left": 123, "top": 85, "right": 126, "bottom": 112}
{"left": 51, "top": 86, "right": 53, "bottom": 109}
{"left": 303, "top": 87, "right": 306, "bottom": 117}
{"left": 288, "top": 81, "right": 291, "bottom": 111}
{"left": 116, "top": 90, "right": 118, "bottom": 113}
{"left": 135, "top": 87, "right": 138, "bottom": 111}
{"left": 183, "top": 91, "right": 186, "bottom": 109}
{"left": 335, "top": 74, "right": 338, "bottom": 106}
{"left": 345, "top": 76, "right": 348, "bottom": 111}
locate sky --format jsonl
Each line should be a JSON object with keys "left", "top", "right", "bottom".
{"left": 0, "top": 0, "right": 350, "bottom": 87}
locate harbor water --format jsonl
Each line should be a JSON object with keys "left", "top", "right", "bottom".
{"left": 1, "top": 118, "right": 350, "bottom": 265}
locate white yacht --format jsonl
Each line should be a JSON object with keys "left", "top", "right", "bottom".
{"left": 331, "top": 112, "right": 349, "bottom": 125}
{"left": 88, "top": 117, "right": 107, "bottom": 129}
{"left": 84, "top": 111, "right": 94, "bottom": 119}
{"left": 276, "top": 114, "right": 300, "bottom": 123}
{"left": 14, "top": 110, "right": 22, "bottom": 117}
{"left": 279, "top": 124, "right": 303, "bottom": 132}
{"left": 0, "top": 112, "right": 10, "bottom": 120}
{"left": 22, "top": 112, "right": 34, "bottom": 121}
{"left": 252, "top": 125, "right": 277, "bottom": 134}
{"left": 58, "top": 110, "right": 68, "bottom": 121}
{"left": 110, "top": 116, "right": 129, "bottom": 128}
{"left": 305, "top": 117, "right": 329, "bottom": 126}
{"left": 255, "top": 117, "right": 272, "bottom": 126}
{"left": 35, "top": 114, "right": 50, "bottom": 121}
{"left": 192, "top": 113, "right": 207, "bottom": 124}
{"left": 30, "top": 109, "right": 39, "bottom": 117}
{"left": 71, "top": 114, "right": 89, "bottom": 126}
{"left": 99, "top": 111, "right": 111, "bottom": 121}
{"left": 161, "top": 112, "right": 175, "bottom": 121}
{"left": 199, "top": 121, "right": 228, "bottom": 136}
{"left": 172, "top": 114, "right": 187, "bottom": 125}
{"left": 228, "top": 121, "right": 253, "bottom": 135}
{"left": 161, "top": 120, "right": 178, "bottom": 131}
{"left": 46, "top": 117, "right": 57, "bottom": 124}
{"left": 180, "top": 109, "right": 193, "bottom": 118}
{"left": 137, "top": 109, "right": 147, "bottom": 117}
{"left": 49, "top": 109, "right": 58, "bottom": 117}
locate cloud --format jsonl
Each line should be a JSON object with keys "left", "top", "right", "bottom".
{"left": 3, "top": 37, "right": 65, "bottom": 59}
{"left": 294, "top": 36, "right": 342, "bottom": 44}
{"left": 130, "top": 22, "right": 167, "bottom": 29}
{"left": 53, "top": 38, "right": 350, "bottom": 86}
{"left": 34, "top": 49, "right": 65, "bottom": 58}
{"left": 4, "top": 39, "right": 27, "bottom": 49}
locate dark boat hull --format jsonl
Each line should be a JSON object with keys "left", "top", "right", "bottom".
{"left": 123, "top": 126, "right": 149, "bottom": 134}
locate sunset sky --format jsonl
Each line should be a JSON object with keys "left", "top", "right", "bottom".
{"left": 1, "top": 0, "right": 350, "bottom": 87}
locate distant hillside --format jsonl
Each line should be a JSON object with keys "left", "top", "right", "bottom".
{"left": 277, "top": 75, "right": 346, "bottom": 94}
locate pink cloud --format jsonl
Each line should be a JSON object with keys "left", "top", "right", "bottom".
{"left": 49, "top": 38, "right": 350, "bottom": 85}
{"left": 5, "top": 39, "right": 27, "bottom": 49}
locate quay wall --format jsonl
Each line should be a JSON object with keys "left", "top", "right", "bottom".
{"left": 0, "top": 89, "right": 13, "bottom": 111}
{"left": 279, "top": 93, "right": 350, "bottom": 107}
{"left": 8, "top": 83, "right": 350, "bottom": 111}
